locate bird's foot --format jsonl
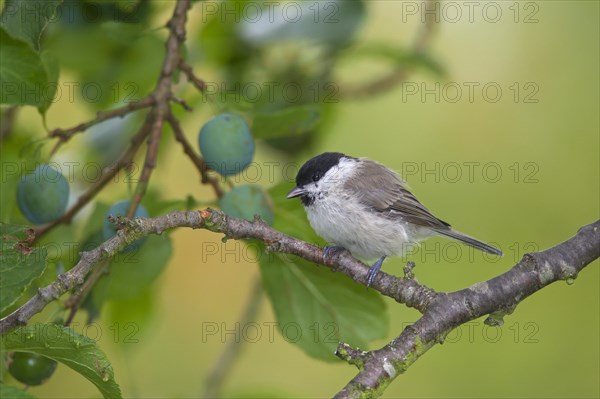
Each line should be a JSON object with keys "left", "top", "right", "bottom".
{"left": 323, "top": 246, "right": 347, "bottom": 263}
{"left": 403, "top": 261, "right": 416, "bottom": 279}
{"left": 366, "top": 256, "right": 386, "bottom": 287}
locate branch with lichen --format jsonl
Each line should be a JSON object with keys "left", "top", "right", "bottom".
{"left": 2, "top": 210, "right": 598, "bottom": 398}
{"left": 334, "top": 220, "right": 599, "bottom": 398}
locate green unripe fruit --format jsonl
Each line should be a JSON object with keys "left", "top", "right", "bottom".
{"left": 198, "top": 113, "right": 254, "bottom": 177}
{"left": 219, "top": 185, "right": 274, "bottom": 225}
{"left": 103, "top": 200, "right": 149, "bottom": 251}
{"left": 8, "top": 352, "right": 57, "bottom": 386}
{"left": 16, "top": 164, "right": 70, "bottom": 225}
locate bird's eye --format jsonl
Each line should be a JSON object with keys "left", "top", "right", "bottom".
{"left": 312, "top": 173, "right": 320, "bottom": 182}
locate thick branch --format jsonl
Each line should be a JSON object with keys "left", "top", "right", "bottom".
{"left": 334, "top": 220, "right": 600, "bottom": 398}
{"left": 0, "top": 209, "right": 434, "bottom": 334}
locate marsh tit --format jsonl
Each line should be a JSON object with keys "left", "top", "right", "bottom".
{"left": 287, "top": 152, "right": 503, "bottom": 286}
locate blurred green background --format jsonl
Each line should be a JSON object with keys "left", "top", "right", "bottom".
{"left": 2, "top": 1, "right": 598, "bottom": 398}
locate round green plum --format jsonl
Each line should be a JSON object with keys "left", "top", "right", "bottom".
{"left": 198, "top": 113, "right": 254, "bottom": 177}
{"left": 219, "top": 185, "right": 274, "bottom": 225}
{"left": 8, "top": 352, "right": 57, "bottom": 386}
{"left": 17, "top": 164, "right": 69, "bottom": 225}
{"left": 103, "top": 200, "right": 149, "bottom": 251}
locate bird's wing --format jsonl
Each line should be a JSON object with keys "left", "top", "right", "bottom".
{"left": 344, "top": 159, "right": 451, "bottom": 230}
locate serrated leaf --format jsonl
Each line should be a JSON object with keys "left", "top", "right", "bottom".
{"left": 1, "top": 323, "right": 121, "bottom": 399}
{"left": 0, "top": 0, "right": 63, "bottom": 51}
{"left": 0, "top": 224, "right": 47, "bottom": 313}
{"left": 93, "top": 235, "right": 172, "bottom": 301}
{"left": 0, "top": 384, "right": 37, "bottom": 399}
{"left": 252, "top": 105, "right": 321, "bottom": 139}
{"left": 260, "top": 183, "right": 388, "bottom": 360}
{"left": 0, "top": 27, "right": 49, "bottom": 107}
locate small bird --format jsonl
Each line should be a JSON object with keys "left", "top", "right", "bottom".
{"left": 287, "top": 152, "right": 502, "bottom": 286}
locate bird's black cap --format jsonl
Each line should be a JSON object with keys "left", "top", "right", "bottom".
{"left": 295, "top": 152, "right": 346, "bottom": 187}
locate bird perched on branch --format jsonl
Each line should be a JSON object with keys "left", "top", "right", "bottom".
{"left": 287, "top": 152, "right": 502, "bottom": 285}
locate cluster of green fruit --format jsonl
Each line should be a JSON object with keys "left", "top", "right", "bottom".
{"left": 198, "top": 113, "right": 274, "bottom": 225}
{"left": 16, "top": 113, "right": 273, "bottom": 231}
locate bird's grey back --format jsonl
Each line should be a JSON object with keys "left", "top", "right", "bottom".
{"left": 343, "top": 159, "right": 452, "bottom": 231}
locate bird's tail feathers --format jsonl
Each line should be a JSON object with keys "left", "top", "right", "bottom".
{"left": 437, "top": 229, "right": 503, "bottom": 256}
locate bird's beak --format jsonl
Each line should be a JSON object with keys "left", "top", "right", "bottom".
{"left": 287, "top": 186, "right": 305, "bottom": 199}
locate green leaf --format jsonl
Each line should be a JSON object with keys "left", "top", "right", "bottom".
{"left": 259, "top": 183, "right": 388, "bottom": 360}
{"left": 0, "top": 384, "right": 37, "bottom": 399}
{"left": 0, "top": 224, "right": 47, "bottom": 313}
{"left": 259, "top": 250, "right": 388, "bottom": 360}
{"left": 0, "top": 27, "right": 49, "bottom": 107}
{"left": 1, "top": 323, "right": 122, "bottom": 399}
{"left": 93, "top": 235, "right": 172, "bottom": 301}
{"left": 39, "top": 50, "right": 59, "bottom": 113}
{"left": 0, "top": 0, "right": 63, "bottom": 51}
{"left": 46, "top": 21, "right": 164, "bottom": 107}
{"left": 252, "top": 105, "right": 321, "bottom": 139}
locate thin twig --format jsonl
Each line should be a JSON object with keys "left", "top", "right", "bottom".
{"left": 33, "top": 113, "right": 155, "bottom": 241}
{"left": 178, "top": 61, "right": 219, "bottom": 112}
{"left": 63, "top": 259, "right": 109, "bottom": 326}
{"left": 39, "top": 0, "right": 194, "bottom": 322}
{"left": 127, "top": 105, "right": 166, "bottom": 217}
{"left": 47, "top": 97, "right": 155, "bottom": 156}
{"left": 167, "top": 112, "right": 225, "bottom": 198}
{"left": 170, "top": 94, "right": 193, "bottom": 111}
{"left": 36, "top": 0, "right": 193, "bottom": 238}
{"left": 178, "top": 61, "right": 207, "bottom": 92}
{"left": 202, "top": 278, "right": 264, "bottom": 398}
{"left": 126, "top": 0, "right": 191, "bottom": 216}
